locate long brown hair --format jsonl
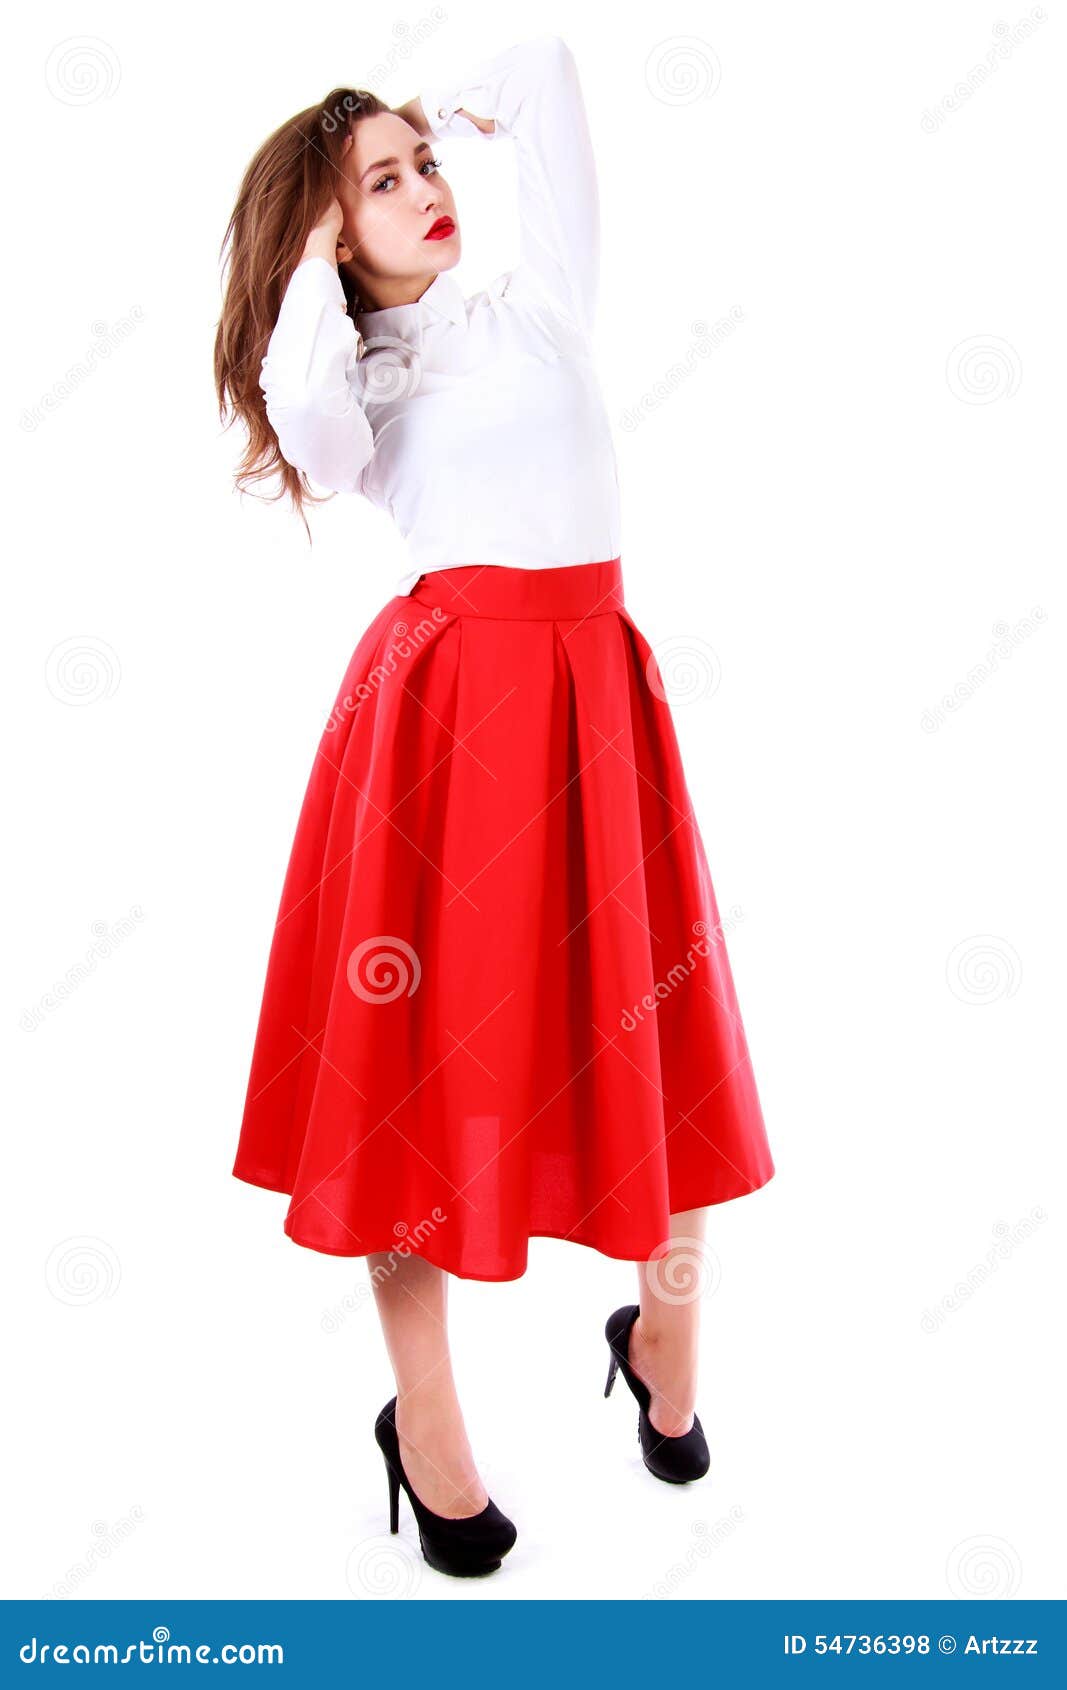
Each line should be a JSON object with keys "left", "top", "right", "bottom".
{"left": 213, "top": 87, "right": 390, "bottom": 534}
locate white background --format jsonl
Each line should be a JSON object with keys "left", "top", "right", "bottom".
{"left": 4, "top": 0, "right": 1064, "bottom": 1602}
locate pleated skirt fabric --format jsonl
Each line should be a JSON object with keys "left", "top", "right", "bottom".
{"left": 232, "top": 557, "right": 774, "bottom": 1280}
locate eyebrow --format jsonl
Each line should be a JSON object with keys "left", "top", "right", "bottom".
{"left": 360, "top": 140, "right": 434, "bottom": 182}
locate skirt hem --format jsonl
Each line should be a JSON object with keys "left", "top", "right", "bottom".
{"left": 232, "top": 1162, "right": 776, "bottom": 1283}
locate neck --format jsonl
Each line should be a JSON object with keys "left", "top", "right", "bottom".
{"left": 348, "top": 268, "right": 439, "bottom": 314}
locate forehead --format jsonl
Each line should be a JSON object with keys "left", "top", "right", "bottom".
{"left": 347, "top": 110, "right": 430, "bottom": 179}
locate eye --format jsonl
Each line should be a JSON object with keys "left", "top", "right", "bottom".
{"left": 371, "top": 156, "right": 443, "bottom": 192}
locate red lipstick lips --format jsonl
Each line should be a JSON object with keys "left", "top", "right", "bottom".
{"left": 424, "top": 216, "right": 455, "bottom": 240}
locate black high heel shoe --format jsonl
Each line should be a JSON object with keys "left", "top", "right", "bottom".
{"left": 604, "top": 1304, "right": 710, "bottom": 1484}
{"left": 373, "top": 1396, "right": 517, "bottom": 1578}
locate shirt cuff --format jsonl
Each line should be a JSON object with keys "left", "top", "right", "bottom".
{"left": 286, "top": 254, "right": 347, "bottom": 306}
{"left": 419, "top": 82, "right": 492, "bottom": 139}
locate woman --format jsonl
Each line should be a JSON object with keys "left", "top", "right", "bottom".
{"left": 214, "top": 34, "right": 774, "bottom": 1579}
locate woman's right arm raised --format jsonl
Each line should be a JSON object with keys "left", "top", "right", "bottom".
{"left": 260, "top": 198, "right": 375, "bottom": 495}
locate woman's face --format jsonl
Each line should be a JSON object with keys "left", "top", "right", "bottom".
{"left": 335, "top": 113, "right": 459, "bottom": 301}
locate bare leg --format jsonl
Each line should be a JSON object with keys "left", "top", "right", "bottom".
{"left": 627, "top": 1207, "right": 708, "bottom": 1437}
{"left": 367, "top": 1250, "right": 489, "bottom": 1519}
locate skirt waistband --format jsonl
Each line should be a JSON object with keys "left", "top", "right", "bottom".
{"left": 405, "top": 558, "right": 624, "bottom": 620}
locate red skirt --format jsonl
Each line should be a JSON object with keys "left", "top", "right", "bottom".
{"left": 232, "top": 558, "right": 774, "bottom": 1280}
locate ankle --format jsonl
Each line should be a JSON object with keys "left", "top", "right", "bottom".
{"left": 395, "top": 1375, "right": 459, "bottom": 1416}
{"left": 631, "top": 1319, "right": 695, "bottom": 1360}
{"left": 630, "top": 1318, "right": 699, "bottom": 1398}
{"left": 394, "top": 1385, "right": 469, "bottom": 1449}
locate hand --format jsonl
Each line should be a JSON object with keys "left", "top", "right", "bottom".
{"left": 309, "top": 196, "right": 344, "bottom": 243}
{"left": 302, "top": 194, "right": 354, "bottom": 267}
{"left": 455, "top": 107, "right": 495, "bottom": 134}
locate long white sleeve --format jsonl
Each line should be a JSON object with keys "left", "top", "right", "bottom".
{"left": 259, "top": 256, "right": 375, "bottom": 494}
{"left": 418, "top": 34, "right": 600, "bottom": 338}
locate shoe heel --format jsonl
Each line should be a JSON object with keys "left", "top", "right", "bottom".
{"left": 384, "top": 1455, "right": 400, "bottom": 1533}
{"left": 604, "top": 1352, "right": 619, "bottom": 1397}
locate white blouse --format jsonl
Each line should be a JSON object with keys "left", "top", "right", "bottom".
{"left": 259, "top": 34, "right": 622, "bottom": 595}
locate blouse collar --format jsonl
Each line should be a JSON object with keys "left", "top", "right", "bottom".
{"left": 355, "top": 269, "right": 467, "bottom": 339}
